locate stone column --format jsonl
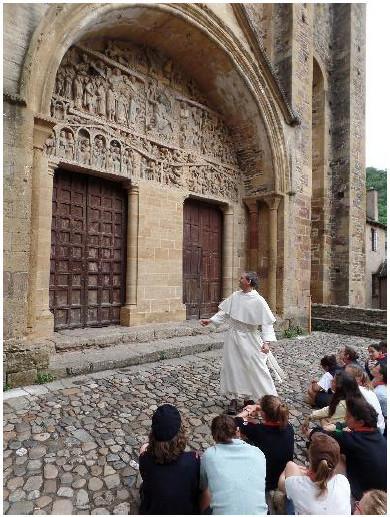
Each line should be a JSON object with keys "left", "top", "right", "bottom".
{"left": 28, "top": 116, "right": 57, "bottom": 337}
{"left": 244, "top": 199, "right": 259, "bottom": 271}
{"left": 221, "top": 206, "right": 234, "bottom": 299}
{"left": 264, "top": 195, "right": 282, "bottom": 313}
{"left": 120, "top": 183, "right": 139, "bottom": 326}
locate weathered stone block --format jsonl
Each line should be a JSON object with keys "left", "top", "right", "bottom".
{"left": 7, "top": 369, "right": 37, "bottom": 387}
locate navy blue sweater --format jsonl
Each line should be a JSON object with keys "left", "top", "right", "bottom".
{"left": 236, "top": 417, "right": 294, "bottom": 490}
{"left": 139, "top": 451, "right": 200, "bottom": 514}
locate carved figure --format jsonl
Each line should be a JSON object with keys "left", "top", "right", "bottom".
{"left": 58, "top": 130, "right": 67, "bottom": 158}
{"left": 78, "top": 136, "right": 91, "bottom": 165}
{"left": 106, "top": 86, "right": 116, "bottom": 122}
{"left": 166, "top": 165, "right": 183, "bottom": 186}
{"left": 93, "top": 135, "right": 106, "bottom": 169}
{"left": 116, "top": 92, "right": 128, "bottom": 126}
{"left": 96, "top": 79, "right": 106, "bottom": 117}
{"left": 65, "top": 131, "right": 75, "bottom": 160}
{"left": 122, "top": 148, "right": 134, "bottom": 176}
{"left": 63, "top": 66, "right": 74, "bottom": 99}
{"left": 45, "top": 133, "right": 56, "bottom": 156}
{"left": 55, "top": 67, "right": 65, "bottom": 96}
{"left": 110, "top": 142, "right": 121, "bottom": 173}
{"left": 83, "top": 79, "right": 96, "bottom": 114}
{"left": 73, "top": 73, "right": 85, "bottom": 110}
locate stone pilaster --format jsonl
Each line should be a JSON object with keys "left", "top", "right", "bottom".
{"left": 27, "top": 116, "right": 57, "bottom": 337}
{"left": 264, "top": 195, "right": 282, "bottom": 313}
{"left": 244, "top": 199, "right": 259, "bottom": 271}
{"left": 222, "top": 206, "right": 234, "bottom": 299}
{"left": 120, "top": 183, "right": 140, "bottom": 325}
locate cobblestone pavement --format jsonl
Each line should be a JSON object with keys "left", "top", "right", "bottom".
{"left": 3, "top": 332, "right": 376, "bottom": 515}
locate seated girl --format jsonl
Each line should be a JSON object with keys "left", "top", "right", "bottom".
{"left": 308, "top": 371, "right": 362, "bottom": 430}
{"left": 278, "top": 432, "right": 351, "bottom": 515}
{"left": 138, "top": 404, "right": 201, "bottom": 515}
{"left": 306, "top": 354, "right": 339, "bottom": 408}
{"left": 235, "top": 395, "right": 294, "bottom": 512}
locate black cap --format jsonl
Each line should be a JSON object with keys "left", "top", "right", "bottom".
{"left": 151, "top": 404, "right": 181, "bottom": 442}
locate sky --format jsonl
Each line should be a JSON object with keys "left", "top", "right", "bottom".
{"left": 366, "top": 1, "right": 390, "bottom": 171}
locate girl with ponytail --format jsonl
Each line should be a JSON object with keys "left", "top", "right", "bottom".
{"left": 235, "top": 395, "right": 294, "bottom": 508}
{"left": 278, "top": 433, "right": 351, "bottom": 514}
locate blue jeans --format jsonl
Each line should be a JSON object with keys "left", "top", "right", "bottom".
{"left": 285, "top": 497, "right": 296, "bottom": 515}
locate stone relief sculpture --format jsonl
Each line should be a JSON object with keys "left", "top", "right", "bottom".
{"left": 46, "top": 40, "right": 241, "bottom": 202}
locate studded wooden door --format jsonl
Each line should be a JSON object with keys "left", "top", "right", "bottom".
{"left": 50, "top": 170, "right": 127, "bottom": 330}
{"left": 183, "top": 200, "right": 222, "bottom": 319}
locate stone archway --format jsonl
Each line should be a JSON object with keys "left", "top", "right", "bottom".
{"left": 21, "top": 4, "right": 292, "bottom": 336}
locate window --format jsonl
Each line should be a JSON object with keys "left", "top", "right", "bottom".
{"left": 371, "top": 228, "right": 378, "bottom": 251}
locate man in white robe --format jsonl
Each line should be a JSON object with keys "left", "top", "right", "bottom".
{"left": 201, "top": 272, "right": 279, "bottom": 414}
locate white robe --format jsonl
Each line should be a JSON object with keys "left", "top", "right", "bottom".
{"left": 210, "top": 290, "right": 278, "bottom": 400}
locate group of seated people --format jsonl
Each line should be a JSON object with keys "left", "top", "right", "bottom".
{"left": 138, "top": 341, "right": 387, "bottom": 515}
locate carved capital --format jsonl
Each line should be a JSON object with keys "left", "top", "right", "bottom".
{"left": 47, "top": 159, "right": 59, "bottom": 176}
{"left": 123, "top": 181, "right": 139, "bottom": 195}
{"left": 263, "top": 193, "right": 283, "bottom": 211}
{"left": 243, "top": 198, "right": 258, "bottom": 214}
{"left": 33, "top": 115, "right": 56, "bottom": 150}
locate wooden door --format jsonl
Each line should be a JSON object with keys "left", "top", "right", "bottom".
{"left": 50, "top": 170, "right": 127, "bottom": 330}
{"left": 183, "top": 200, "right": 222, "bottom": 319}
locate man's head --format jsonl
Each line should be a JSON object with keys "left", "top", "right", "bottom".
{"left": 239, "top": 271, "right": 259, "bottom": 290}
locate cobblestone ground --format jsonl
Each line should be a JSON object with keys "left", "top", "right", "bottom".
{"left": 3, "top": 332, "right": 375, "bottom": 515}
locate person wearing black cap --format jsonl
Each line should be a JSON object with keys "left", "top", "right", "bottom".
{"left": 139, "top": 404, "right": 201, "bottom": 515}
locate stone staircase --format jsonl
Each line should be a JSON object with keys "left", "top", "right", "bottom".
{"left": 312, "top": 304, "right": 387, "bottom": 339}
{"left": 48, "top": 317, "right": 287, "bottom": 379}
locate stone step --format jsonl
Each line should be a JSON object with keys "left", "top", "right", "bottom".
{"left": 49, "top": 317, "right": 288, "bottom": 353}
{"left": 312, "top": 318, "right": 387, "bottom": 339}
{"left": 51, "top": 321, "right": 216, "bottom": 353}
{"left": 49, "top": 331, "right": 226, "bottom": 378}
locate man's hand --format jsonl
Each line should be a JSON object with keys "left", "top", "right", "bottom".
{"left": 200, "top": 319, "right": 211, "bottom": 326}
{"left": 261, "top": 342, "right": 270, "bottom": 354}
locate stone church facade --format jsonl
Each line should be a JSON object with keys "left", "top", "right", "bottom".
{"left": 4, "top": 4, "right": 366, "bottom": 385}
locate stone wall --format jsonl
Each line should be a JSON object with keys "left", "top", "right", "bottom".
{"left": 312, "top": 303, "right": 386, "bottom": 339}
{"left": 312, "top": 303, "right": 387, "bottom": 324}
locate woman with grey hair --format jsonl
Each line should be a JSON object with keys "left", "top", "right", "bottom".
{"left": 201, "top": 272, "right": 284, "bottom": 415}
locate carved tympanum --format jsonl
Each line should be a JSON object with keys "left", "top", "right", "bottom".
{"left": 45, "top": 40, "right": 241, "bottom": 201}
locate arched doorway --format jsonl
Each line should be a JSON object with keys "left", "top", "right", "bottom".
{"left": 21, "top": 4, "right": 291, "bottom": 336}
